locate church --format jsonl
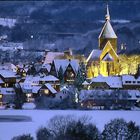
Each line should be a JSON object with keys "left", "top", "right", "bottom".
{"left": 87, "top": 5, "right": 121, "bottom": 78}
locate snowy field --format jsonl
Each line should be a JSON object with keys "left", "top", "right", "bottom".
{"left": 0, "top": 110, "right": 140, "bottom": 140}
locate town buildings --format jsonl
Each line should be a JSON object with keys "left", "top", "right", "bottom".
{"left": 0, "top": 5, "right": 139, "bottom": 109}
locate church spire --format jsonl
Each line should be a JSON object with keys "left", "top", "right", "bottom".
{"left": 98, "top": 4, "right": 117, "bottom": 52}
{"left": 105, "top": 4, "right": 110, "bottom": 21}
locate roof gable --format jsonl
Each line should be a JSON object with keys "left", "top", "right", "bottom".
{"left": 99, "top": 20, "right": 117, "bottom": 39}
{"left": 86, "top": 49, "right": 102, "bottom": 62}
{"left": 100, "top": 41, "right": 118, "bottom": 61}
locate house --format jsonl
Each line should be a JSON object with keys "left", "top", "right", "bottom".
{"left": 20, "top": 74, "right": 60, "bottom": 101}
{"left": 0, "top": 69, "right": 17, "bottom": 87}
{"left": 16, "top": 64, "right": 29, "bottom": 77}
{"left": 82, "top": 81, "right": 90, "bottom": 89}
{"left": 0, "top": 87, "right": 16, "bottom": 107}
{"left": 122, "top": 75, "right": 140, "bottom": 89}
{"left": 39, "top": 63, "right": 51, "bottom": 75}
{"left": 39, "top": 83, "right": 57, "bottom": 97}
{"left": 49, "top": 59, "right": 79, "bottom": 83}
{"left": 44, "top": 49, "right": 73, "bottom": 64}
{"left": 79, "top": 89, "right": 140, "bottom": 109}
{"left": 0, "top": 77, "right": 4, "bottom": 87}
{"left": 90, "top": 75, "right": 122, "bottom": 89}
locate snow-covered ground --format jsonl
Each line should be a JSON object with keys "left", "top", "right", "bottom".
{"left": 0, "top": 110, "right": 140, "bottom": 140}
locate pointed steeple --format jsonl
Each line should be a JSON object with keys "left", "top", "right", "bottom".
{"left": 98, "top": 5, "right": 117, "bottom": 52}
{"left": 105, "top": 4, "right": 110, "bottom": 21}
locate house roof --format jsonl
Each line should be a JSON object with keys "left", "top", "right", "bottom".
{"left": 54, "top": 59, "right": 69, "bottom": 73}
{"left": 0, "top": 70, "right": 16, "bottom": 78}
{"left": 23, "top": 75, "right": 59, "bottom": 85}
{"left": 0, "top": 88, "right": 15, "bottom": 95}
{"left": 44, "top": 52, "right": 64, "bottom": 64}
{"left": 42, "top": 75, "right": 59, "bottom": 82}
{"left": 45, "top": 83, "right": 57, "bottom": 94}
{"left": 32, "top": 86, "right": 42, "bottom": 94}
{"left": 53, "top": 59, "right": 79, "bottom": 74}
{"left": 91, "top": 75, "right": 122, "bottom": 88}
{"left": 87, "top": 49, "right": 102, "bottom": 62}
{"left": 82, "top": 81, "right": 89, "bottom": 85}
{"left": 0, "top": 63, "right": 17, "bottom": 72}
{"left": 42, "top": 64, "right": 51, "bottom": 72}
{"left": 0, "top": 78, "right": 4, "bottom": 84}
{"left": 70, "top": 60, "right": 79, "bottom": 73}
{"left": 122, "top": 75, "right": 140, "bottom": 85}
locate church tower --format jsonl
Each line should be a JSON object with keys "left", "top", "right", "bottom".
{"left": 99, "top": 5, "right": 117, "bottom": 52}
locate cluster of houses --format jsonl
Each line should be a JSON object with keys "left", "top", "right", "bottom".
{"left": 0, "top": 59, "right": 139, "bottom": 109}
{"left": 0, "top": 5, "right": 140, "bottom": 109}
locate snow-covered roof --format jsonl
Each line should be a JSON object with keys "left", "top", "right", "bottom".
{"left": 32, "top": 86, "right": 41, "bottom": 94}
{"left": 41, "top": 75, "right": 59, "bottom": 82}
{"left": 0, "top": 88, "right": 15, "bottom": 95}
{"left": 44, "top": 52, "right": 64, "bottom": 64}
{"left": 0, "top": 69, "right": 16, "bottom": 78}
{"left": 54, "top": 59, "right": 69, "bottom": 73}
{"left": 122, "top": 75, "right": 140, "bottom": 85}
{"left": 70, "top": 60, "right": 79, "bottom": 73}
{"left": 91, "top": 75, "right": 122, "bottom": 88}
{"left": 42, "top": 64, "right": 51, "bottom": 72}
{"left": 45, "top": 83, "right": 57, "bottom": 94}
{"left": 0, "top": 63, "right": 17, "bottom": 72}
{"left": 80, "top": 89, "right": 140, "bottom": 101}
{"left": 0, "top": 78, "right": 4, "bottom": 84}
{"left": 99, "top": 20, "right": 117, "bottom": 39}
{"left": 87, "top": 49, "right": 102, "bottom": 62}
{"left": 60, "top": 86, "right": 69, "bottom": 91}
{"left": 82, "top": 81, "right": 89, "bottom": 85}
{"left": 23, "top": 75, "right": 59, "bottom": 86}
{"left": 54, "top": 59, "right": 79, "bottom": 74}
{"left": 102, "top": 53, "right": 113, "bottom": 61}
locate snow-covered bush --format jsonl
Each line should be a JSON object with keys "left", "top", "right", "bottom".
{"left": 22, "top": 102, "right": 36, "bottom": 110}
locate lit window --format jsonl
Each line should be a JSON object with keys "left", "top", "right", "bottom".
{"left": 0, "top": 94, "right": 2, "bottom": 98}
{"left": 26, "top": 94, "right": 32, "bottom": 98}
{"left": 44, "top": 90, "right": 49, "bottom": 94}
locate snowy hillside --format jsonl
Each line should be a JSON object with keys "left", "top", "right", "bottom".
{"left": 0, "top": 18, "right": 16, "bottom": 28}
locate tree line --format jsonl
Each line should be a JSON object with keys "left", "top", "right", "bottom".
{"left": 12, "top": 115, "right": 140, "bottom": 140}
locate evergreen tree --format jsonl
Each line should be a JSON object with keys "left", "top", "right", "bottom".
{"left": 14, "top": 84, "right": 26, "bottom": 109}
{"left": 80, "top": 62, "right": 87, "bottom": 80}
{"left": 58, "top": 66, "right": 64, "bottom": 84}
{"left": 27, "top": 64, "right": 36, "bottom": 75}
{"left": 74, "top": 62, "right": 86, "bottom": 91}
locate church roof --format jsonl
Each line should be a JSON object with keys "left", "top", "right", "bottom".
{"left": 99, "top": 5, "right": 117, "bottom": 39}
{"left": 99, "top": 20, "right": 117, "bottom": 39}
{"left": 86, "top": 49, "right": 102, "bottom": 62}
{"left": 100, "top": 41, "right": 118, "bottom": 61}
{"left": 102, "top": 53, "right": 113, "bottom": 61}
